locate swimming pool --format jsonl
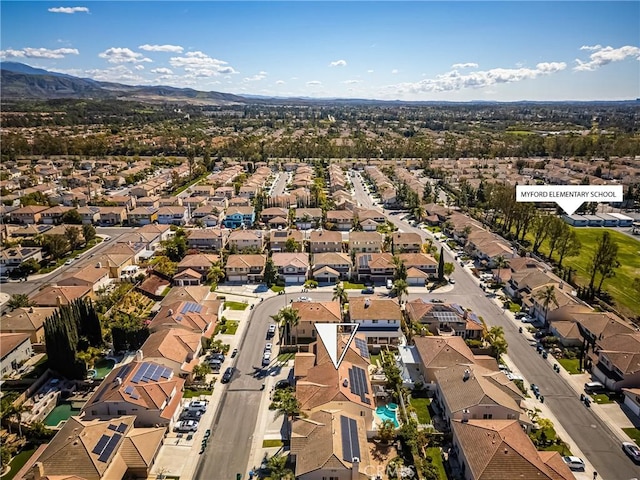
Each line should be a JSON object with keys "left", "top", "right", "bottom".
{"left": 375, "top": 402, "right": 400, "bottom": 428}
{"left": 93, "top": 358, "right": 116, "bottom": 380}
{"left": 44, "top": 402, "right": 81, "bottom": 427}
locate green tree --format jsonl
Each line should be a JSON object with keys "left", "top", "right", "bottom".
{"left": 193, "top": 363, "right": 211, "bottom": 381}
{"left": 82, "top": 223, "right": 97, "bottom": 243}
{"left": 162, "top": 230, "right": 188, "bottom": 262}
{"left": 284, "top": 237, "right": 301, "bottom": 252}
{"left": 61, "top": 209, "right": 83, "bottom": 224}
{"left": 393, "top": 279, "right": 409, "bottom": 304}
{"left": 271, "top": 307, "right": 301, "bottom": 345}
{"left": 273, "top": 389, "right": 301, "bottom": 441}
{"left": 267, "top": 453, "right": 293, "bottom": 480}
{"left": 437, "top": 246, "right": 445, "bottom": 281}
{"left": 377, "top": 419, "right": 397, "bottom": 443}
{"left": 15, "top": 258, "right": 40, "bottom": 278}
{"left": 556, "top": 229, "right": 581, "bottom": 268}
{"left": 392, "top": 255, "right": 407, "bottom": 281}
{"left": 8, "top": 294, "right": 34, "bottom": 310}
{"left": 263, "top": 258, "right": 278, "bottom": 287}
{"left": 206, "top": 263, "right": 225, "bottom": 285}
{"left": 587, "top": 231, "right": 620, "bottom": 292}
{"left": 64, "top": 225, "right": 82, "bottom": 251}
{"left": 150, "top": 255, "right": 177, "bottom": 276}
{"left": 536, "top": 285, "right": 558, "bottom": 330}
{"left": 332, "top": 283, "right": 348, "bottom": 308}
{"left": 42, "top": 234, "right": 69, "bottom": 260}
{"left": 484, "top": 326, "right": 508, "bottom": 359}
{"left": 444, "top": 262, "right": 455, "bottom": 277}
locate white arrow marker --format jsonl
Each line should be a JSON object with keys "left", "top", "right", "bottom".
{"left": 315, "top": 323, "right": 359, "bottom": 370}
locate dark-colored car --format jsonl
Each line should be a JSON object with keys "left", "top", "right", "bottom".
{"left": 222, "top": 367, "right": 235, "bottom": 383}
{"left": 231, "top": 348, "right": 238, "bottom": 358}
{"left": 274, "top": 379, "right": 290, "bottom": 389}
{"left": 361, "top": 287, "right": 375, "bottom": 294}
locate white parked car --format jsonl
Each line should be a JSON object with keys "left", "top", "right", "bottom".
{"left": 264, "top": 343, "right": 273, "bottom": 352}
{"left": 174, "top": 420, "right": 199, "bottom": 432}
{"left": 561, "top": 456, "right": 585, "bottom": 471}
{"left": 186, "top": 400, "right": 207, "bottom": 412}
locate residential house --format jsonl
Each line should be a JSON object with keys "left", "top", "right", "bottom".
{"left": 185, "top": 228, "right": 229, "bottom": 252}
{"left": 260, "top": 207, "right": 289, "bottom": 224}
{"left": 347, "top": 297, "right": 402, "bottom": 345}
{"left": 354, "top": 252, "right": 394, "bottom": 284}
{"left": 223, "top": 206, "right": 255, "bottom": 228}
{"left": 136, "top": 196, "right": 160, "bottom": 209}
{"left": 406, "top": 299, "right": 483, "bottom": 339}
{"left": 290, "top": 410, "right": 371, "bottom": 480}
{"left": 272, "top": 252, "right": 310, "bottom": 284}
{"left": 529, "top": 283, "right": 581, "bottom": 324}
{"left": 349, "top": 231, "right": 383, "bottom": 254}
{"left": 392, "top": 232, "right": 422, "bottom": 253}
{"left": 269, "top": 229, "right": 304, "bottom": 253}
{"left": 290, "top": 300, "right": 341, "bottom": 343}
{"left": 140, "top": 329, "right": 202, "bottom": 380}
{"left": 41, "top": 206, "right": 74, "bottom": 225}
{"left": 76, "top": 206, "right": 101, "bottom": 225}
{"left": 157, "top": 206, "right": 188, "bottom": 226}
{"left": 30, "top": 285, "right": 92, "bottom": 307}
{"left": 295, "top": 208, "right": 323, "bottom": 230}
{"left": 214, "top": 186, "right": 235, "bottom": 199}
{"left": 225, "top": 254, "right": 266, "bottom": 283}
{"left": 312, "top": 252, "right": 352, "bottom": 282}
{"left": 9, "top": 205, "right": 48, "bottom": 224}
{"left": 355, "top": 208, "right": 386, "bottom": 225}
{"left": 309, "top": 230, "right": 343, "bottom": 254}
{"left": 0, "top": 306, "right": 56, "bottom": 344}
{"left": 58, "top": 264, "right": 112, "bottom": 292}
{"left": 399, "top": 253, "right": 438, "bottom": 281}
{"left": 228, "top": 230, "right": 264, "bottom": 252}
{"left": 0, "top": 247, "right": 43, "bottom": 275}
{"left": 128, "top": 207, "right": 158, "bottom": 226}
{"left": 98, "top": 206, "right": 128, "bottom": 226}
{"left": 109, "top": 195, "right": 136, "bottom": 210}
{"left": 150, "top": 299, "right": 220, "bottom": 340}
{"left": 95, "top": 251, "right": 135, "bottom": 278}
{"left": 82, "top": 360, "right": 184, "bottom": 427}
{"left": 22, "top": 416, "right": 165, "bottom": 480}
{"left": 450, "top": 419, "right": 574, "bottom": 480}
{"left": 326, "top": 210, "right": 354, "bottom": 231}
{"left": 434, "top": 364, "right": 530, "bottom": 430}
{"left": 591, "top": 333, "right": 640, "bottom": 391}
{"left": 0, "top": 333, "right": 33, "bottom": 378}
{"left": 174, "top": 254, "right": 220, "bottom": 286}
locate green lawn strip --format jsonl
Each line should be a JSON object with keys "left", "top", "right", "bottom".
{"left": 270, "top": 285, "right": 284, "bottom": 293}
{"left": 410, "top": 397, "right": 432, "bottom": 424}
{"left": 590, "top": 393, "right": 613, "bottom": 404}
{"left": 538, "top": 443, "right": 572, "bottom": 456}
{"left": 425, "top": 447, "right": 447, "bottom": 480}
{"left": 343, "top": 282, "right": 365, "bottom": 290}
{"left": 518, "top": 227, "right": 640, "bottom": 317}
{"left": 224, "top": 321, "right": 239, "bottom": 335}
{"left": 183, "top": 388, "right": 213, "bottom": 398}
{"left": 224, "top": 301, "right": 249, "bottom": 311}
{"left": 2, "top": 448, "right": 37, "bottom": 480}
{"left": 38, "top": 238, "right": 103, "bottom": 274}
{"left": 557, "top": 358, "right": 581, "bottom": 374}
{"left": 277, "top": 352, "right": 295, "bottom": 362}
{"left": 369, "top": 353, "right": 382, "bottom": 367}
{"left": 508, "top": 302, "right": 521, "bottom": 313}
{"left": 622, "top": 428, "right": 640, "bottom": 445}
{"left": 262, "top": 439, "right": 284, "bottom": 448}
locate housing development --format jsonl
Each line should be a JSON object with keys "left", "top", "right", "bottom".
{"left": 1, "top": 65, "right": 640, "bottom": 480}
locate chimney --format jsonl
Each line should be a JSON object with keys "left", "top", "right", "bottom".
{"left": 462, "top": 409, "right": 470, "bottom": 423}
{"left": 115, "top": 377, "right": 122, "bottom": 386}
{"left": 364, "top": 298, "right": 371, "bottom": 308}
{"left": 351, "top": 457, "right": 360, "bottom": 480}
{"left": 343, "top": 378, "right": 349, "bottom": 388}
{"left": 29, "top": 307, "right": 34, "bottom": 313}
{"left": 32, "top": 462, "right": 45, "bottom": 480}
{"left": 136, "top": 349, "right": 143, "bottom": 361}
{"left": 167, "top": 308, "right": 174, "bottom": 316}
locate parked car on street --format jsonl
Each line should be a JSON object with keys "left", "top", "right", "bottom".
{"left": 222, "top": 367, "right": 235, "bottom": 383}
{"left": 562, "top": 456, "right": 585, "bottom": 471}
{"left": 622, "top": 441, "right": 640, "bottom": 462}
{"left": 274, "top": 379, "right": 290, "bottom": 389}
{"left": 231, "top": 348, "right": 238, "bottom": 358}
{"left": 361, "top": 286, "right": 375, "bottom": 294}
{"left": 174, "top": 420, "right": 199, "bottom": 432}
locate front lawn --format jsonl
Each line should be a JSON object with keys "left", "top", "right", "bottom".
{"left": 224, "top": 320, "right": 239, "bottom": 335}
{"left": 557, "top": 358, "right": 581, "bottom": 374}
{"left": 622, "top": 427, "right": 640, "bottom": 445}
{"left": 270, "top": 285, "right": 284, "bottom": 293}
{"left": 410, "top": 398, "right": 432, "bottom": 424}
{"left": 183, "top": 388, "right": 213, "bottom": 398}
{"left": 224, "top": 301, "right": 249, "bottom": 311}
{"left": 343, "top": 282, "right": 365, "bottom": 290}
{"left": 262, "top": 439, "right": 284, "bottom": 448}
{"left": 2, "top": 448, "right": 37, "bottom": 480}
{"left": 538, "top": 443, "right": 572, "bottom": 456}
{"left": 277, "top": 352, "right": 295, "bottom": 363}
{"left": 508, "top": 302, "right": 521, "bottom": 313}
{"left": 591, "top": 393, "right": 614, "bottom": 404}
{"left": 370, "top": 353, "right": 382, "bottom": 367}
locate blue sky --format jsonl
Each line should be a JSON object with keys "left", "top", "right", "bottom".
{"left": 1, "top": 1, "right": 639, "bottom": 101}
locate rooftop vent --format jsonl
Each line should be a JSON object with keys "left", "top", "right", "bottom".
{"left": 343, "top": 378, "right": 349, "bottom": 387}
{"left": 463, "top": 369, "right": 470, "bottom": 381}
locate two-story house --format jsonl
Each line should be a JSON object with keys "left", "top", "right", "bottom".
{"left": 9, "top": 205, "right": 48, "bottom": 224}
{"left": 391, "top": 232, "right": 422, "bottom": 253}
{"left": 128, "top": 207, "right": 158, "bottom": 226}
{"left": 326, "top": 210, "right": 354, "bottom": 231}
{"left": 223, "top": 206, "right": 255, "bottom": 228}
{"left": 269, "top": 229, "right": 304, "bottom": 253}
{"left": 0, "top": 247, "right": 43, "bottom": 275}
{"left": 185, "top": 228, "right": 229, "bottom": 252}
{"left": 295, "top": 208, "right": 322, "bottom": 230}
{"left": 354, "top": 252, "right": 394, "bottom": 284}
{"left": 225, "top": 254, "right": 266, "bottom": 283}
{"left": 271, "top": 252, "right": 309, "bottom": 284}
{"left": 157, "top": 206, "right": 188, "bottom": 226}
{"left": 347, "top": 297, "right": 402, "bottom": 345}
{"left": 41, "top": 206, "right": 74, "bottom": 225}
{"left": 227, "top": 230, "right": 264, "bottom": 252}
{"left": 349, "top": 231, "right": 383, "bottom": 254}
{"left": 98, "top": 206, "right": 128, "bottom": 226}
{"left": 260, "top": 207, "right": 289, "bottom": 224}
{"left": 312, "top": 252, "right": 352, "bottom": 283}
{"left": 309, "top": 230, "right": 342, "bottom": 254}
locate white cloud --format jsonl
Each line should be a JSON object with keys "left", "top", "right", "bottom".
{"left": 329, "top": 59, "right": 347, "bottom": 67}
{"left": 343, "top": 79, "right": 360, "bottom": 84}
{"left": 574, "top": 45, "right": 640, "bottom": 71}
{"left": 169, "top": 51, "right": 238, "bottom": 77}
{"left": 139, "top": 44, "right": 184, "bottom": 53}
{"left": 275, "top": 80, "right": 285, "bottom": 85}
{"left": 388, "top": 61, "right": 566, "bottom": 94}
{"left": 367, "top": 69, "right": 374, "bottom": 73}
{"left": 84, "top": 65, "right": 147, "bottom": 83}
{"left": 451, "top": 62, "right": 478, "bottom": 69}
{"left": 134, "top": 65, "right": 145, "bottom": 71}
{"left": 99, "top": 47, "right": 151, "bottom": 64}
{"left": 580, "top": 45, "right": 602, "bottom": 51}
{"left": 0, "top": 47, "right": 79, "bottom": 59}
{"left": 244, "top": 71, "right": 268, "bottom": 82}
{"left": 48, "top": 6, "right": 89, "bottom": 14}
{"left": 391, "top": 69, "right": 399, "bottom": 74}
{"left": 151, "top": 67, "right": 173, "bottom": 75}
{"left": 306, "top": 80, "right": 322, "bottom": 86}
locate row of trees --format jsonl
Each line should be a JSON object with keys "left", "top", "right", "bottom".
{"left": 43, "top": 299, "right": 103, "bottom": 379}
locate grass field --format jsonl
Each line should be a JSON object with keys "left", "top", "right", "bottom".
{"left": 224, "top": 301, "right": 249, "bottom": 311}
{"left": 425, "top": 447, "right": 447, "bottom": 480}
{"left": 1, "top": 448, "right": 37, "bottom": 480}
{"left": 262, "top": 439, "right": 284, "bottom": 448}
{"left": 521, "top": 227, "right": 640, "bottom": 318}
{"left": 622, "top": 427, "right": 640, "bottom": 445}
{"left": 270, "top": 285, "right": 284, "bottom": 293}
{"left": 410, "top": 398, "right": 432, "bottom": 424}
{"left": 557, "top": 358, "right": 581, "bottom": 374}
{"left": 590, "top": 393, "right": 614, "bottom": 404}
{"left": 183, "top": 388, "right": 213, "bottom": 398}
{"left": 343, "top": 281, "right": 365, "bottom": 290}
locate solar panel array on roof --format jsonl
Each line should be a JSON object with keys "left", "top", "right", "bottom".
{"left": 98, "top": 433, "right": 122, "bottom": 463}
{"left": 432, "top": 311, "right": 461, "bottom": 323}
{"left": 340, "top": 415, "right": 361, "bottom": 462}
{"left": 92, "top": 434, "right": 110, "bottom": 455}
{"left": 354, "top": 338, "right": 370, "bottom": 359}
{"left": 124, "top": 385, "right": 134, "bottom": 395}
{"left": 180, "top": 302, "right": 203, "bottom": 315}
{"left": 116, "top": 422, "right": 127, "bottom": 433}
{"left": 131, "top": 362, "right": 172, "bottom": 384}
{"left": 348, "top": 366, "right": 370, "bottom": 404}
{"left": 358, "top": 254, "right": 372, "bottom": 268}
{"left": 468, "top": 312, "right": 481, "bottom": 325}
{"left": 451, "top": 304, "right": 465, "bottom": 315}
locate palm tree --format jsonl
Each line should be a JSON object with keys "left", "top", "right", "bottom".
{"left": 271, "top": 307, "right": 300, "bottom": 345}
{"left": 207, "top": 264, "right": 225, "bottom": 285}
{"left": 393, "top": 279, "right": 409, "bottom": 305}
{"left": 332, "top": 283, "right": 348, "bottom": 319}
{"left": 536, "top": 285, "right": 558, "bottom": 330}
{"left": 267, "top": 453, "right": 294, "bottom": 480}
{"left": 484, "top": 326, "right": 508, "bottom": 360}
{"left": 493, "top": 255, "right": 510, "bottom": 284}
{"left": 274, "top": 389, "right": 301, "bottom": 441}
{"left": 392, "top": 255, "right": 407, "bottom": 281}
